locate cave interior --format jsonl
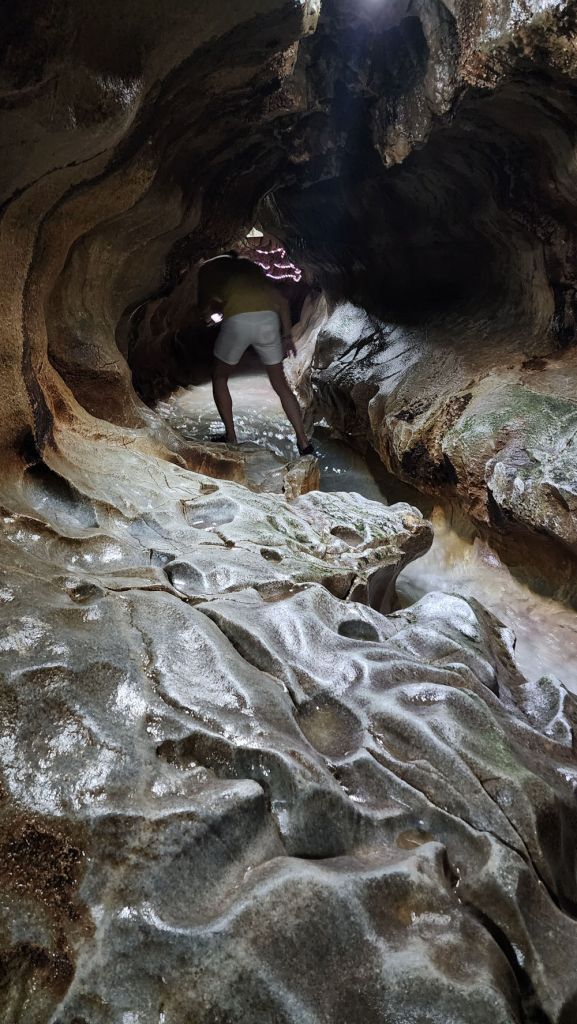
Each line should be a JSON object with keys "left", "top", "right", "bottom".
{"left": 2, "top": 0, "right": 577, "bottom": 1020}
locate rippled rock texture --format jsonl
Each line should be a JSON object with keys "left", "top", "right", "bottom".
{"left": 2, "top": 442, "right": 577, "bottom": 1023}
{"left": 0, "top": 400, "right": 576, "bottom": 1021}
{"left": 3, "top": 0, "right": 577, "bottom": 1019}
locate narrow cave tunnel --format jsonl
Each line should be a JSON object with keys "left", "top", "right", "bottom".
{"left": 2, "top": 0, "right": 577, "bottom": 1020}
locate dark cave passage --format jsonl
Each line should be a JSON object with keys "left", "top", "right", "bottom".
{"left": 2, "top": 0, "right": 577, "bottom": 1020}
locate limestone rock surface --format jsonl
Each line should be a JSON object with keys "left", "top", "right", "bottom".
{"left": 177, "top": 436, "right": 321, "bottom": 499}
{"left": 0, "top": 430, "right": 439, "bottom": 1020}
{"left": 1, "top": 445, "right": 576, "bottom": 1021}
{"left": 307, "top": 301, "right": 577, "bottom": 599}
{"left": 2, "top": 0, "right": 577, "bottom": 1020}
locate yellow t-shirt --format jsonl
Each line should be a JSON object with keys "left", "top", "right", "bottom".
{"left": 198, "top": 256, "right": 279, "bottom": 319}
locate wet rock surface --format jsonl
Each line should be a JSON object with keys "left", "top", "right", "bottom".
{"left": 158, "top": 390, "right": 321, "bottom": 498}
{"left": 2, "top": 444, "right": 577, "bottom": 1021}
{"left": 0, "top": 436, "right": 440, "bottom": 1020}
{"left": 307, "top": 302, "right": 577, "bottom": 599}
{"left": 2, "top": 0, "right": 577, "bottom": 1019}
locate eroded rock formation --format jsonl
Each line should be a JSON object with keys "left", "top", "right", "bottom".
{"left": 2, "top": 0, "right": 577, "bottom": 1020}
{"left": 262, "top": 0, "right": 577, "bottom": 594}
{"left": 3, "top": 451, "right": 577, "bottom": 1021}
{"left": 304, "top": 299, "right": 577, "bottom": 599}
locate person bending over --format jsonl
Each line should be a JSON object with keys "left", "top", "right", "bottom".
{"left": 197, "top": 252, "right": 313, "bottom": 455}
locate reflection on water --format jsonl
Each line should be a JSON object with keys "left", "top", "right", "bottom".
{"left": 162, "top": 375, "right": 577, "bottom": 694}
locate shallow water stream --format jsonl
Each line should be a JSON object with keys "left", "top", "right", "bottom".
{"left": 162, "top": 375, "right": 577, "bottom": 693}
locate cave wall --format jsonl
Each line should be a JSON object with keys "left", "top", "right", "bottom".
{"left": 0, "top": 0, "right": 321, "bottom": 469}
{"left": 3, "top": 1, "right": 577, "bottom": 1020}
{"left": 265, "top": 0, "right": 577, "bottom": 340}
{"left": 258, "top": 0, "right": 577, "bottom": 588}
{"left": 4, "top": 0, "right": 577, "bottom": 465}
{"left": 302, "top": 297, "right": 577, "bottom": 602}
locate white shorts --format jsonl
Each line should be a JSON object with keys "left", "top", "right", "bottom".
{"left": 214, "top": 311, "right": 283, "bottom": 366}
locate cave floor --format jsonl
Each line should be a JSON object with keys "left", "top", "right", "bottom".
{"left": 161, "top": 374, "right": 577, "bottom": 694}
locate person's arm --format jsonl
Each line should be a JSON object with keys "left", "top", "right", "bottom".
{"left": 203, "top": 296, "right": 224, "bottom": 323}
{"left": 197, "top": 266, "right": 224, "bottom": 323}
{"left": 273, "top": 291, "right": 296, "bottom": 357}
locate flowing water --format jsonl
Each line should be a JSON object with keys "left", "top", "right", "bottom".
{"left": 162, "top": 374, "right": 577, "bottom": 694}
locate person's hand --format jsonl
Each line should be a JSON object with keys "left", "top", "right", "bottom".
{"left": 204, "top": 302, "right": 223, "bottom": 326}
{"left": 282, "top": 333, "right": 296, "bottom": 358}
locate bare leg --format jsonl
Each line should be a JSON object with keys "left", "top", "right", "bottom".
{"left": 212, "top": 358, "right": 238, "bottom": 443}
{"left": 265, "top": 362, "right": 309, "bottom": 450}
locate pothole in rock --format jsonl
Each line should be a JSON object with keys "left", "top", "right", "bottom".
{"left": 396, "top": 828, "right": 435, "bottom": 850}
{"left": 62, "top": 579, "right": 106, "bottom": 604}
{"left": 164, "top": 561, "right": 206, "bottom": 595}
{"left": 330, "top": 525, "right": 365, "bottom": 545}
{"left": 297, "top": 695, "right": 364, "bottom": 759}
{"left": 23, "top": 464, "right": 98, "bottom": 530}
{"left": 182, "top": 497, "right": 238, "bottom": 529}
{"left": 338, "top": 619, "right": 380, "bottom": 642}
{"left": 260, "top": 547, "right": 283, "bottom": 562}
